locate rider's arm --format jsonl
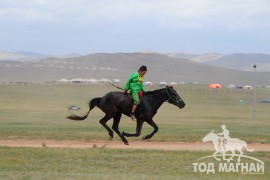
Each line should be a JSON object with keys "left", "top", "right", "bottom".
{"left": 141, "top": 81, "right": 146, "bottom": 92}
{"left": 124, "top": 72, "right": 136, "bottom": 91}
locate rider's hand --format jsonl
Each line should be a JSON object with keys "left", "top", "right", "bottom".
{"left": 124, "top": 90, "right": 128, "bottom": 94}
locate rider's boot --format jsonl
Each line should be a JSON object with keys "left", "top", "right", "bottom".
{"left": 130, "top": 112, "right": 136, "bottom": 121}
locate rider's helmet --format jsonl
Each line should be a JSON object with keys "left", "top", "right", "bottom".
{"left": 221, "top": 124, "right": 226, "bottom": 129}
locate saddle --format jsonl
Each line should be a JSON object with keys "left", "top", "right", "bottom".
{"left": 126, "top": 91, "right": 144, "bottom": 100}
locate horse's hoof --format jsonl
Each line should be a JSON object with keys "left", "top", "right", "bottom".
{"left": 109, "top": 137, "right": 113, "bottom": 141}
{"left": 124, "top": 141, "right": 129, "bottom": 146}
{"left": 142, "top": 135, "right": 149, "bottom": 140}
{"left": 142, "top": 136, "right": 146, "bottom": 140}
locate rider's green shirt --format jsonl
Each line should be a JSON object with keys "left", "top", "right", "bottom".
{"left": 124, "top": 71, "right": 146, "bottom": 93}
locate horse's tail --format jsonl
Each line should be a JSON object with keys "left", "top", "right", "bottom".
{"left": 244, "top": 142, "right": 254, "bottom": 152}
{"left": 66, "top": 97, "right": 101, "bottom": 121}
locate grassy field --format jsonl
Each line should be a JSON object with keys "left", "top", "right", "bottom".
{"left": 0, "top": 83, "right": 269, "bottom": 179}
{"left": 0, "top": 83, "right": 269, "bottom": 143}
{"left": 0, "top": 147, "right": 269, "bottom": 180}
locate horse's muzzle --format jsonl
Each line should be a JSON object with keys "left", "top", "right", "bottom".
{"left": 178, "top": 103, "right": 185, "bottom": 109}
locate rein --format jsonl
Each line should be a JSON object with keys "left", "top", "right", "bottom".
{"left": 108, "top": 82, "right": 125, "bottom": 91}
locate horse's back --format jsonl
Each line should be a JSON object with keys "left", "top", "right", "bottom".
{"left": 101, "top": 91, "right": 130, "bottom": 103}
{"left": 100, "top": 91, "right": 122, "bottom": 106}
{"left": 99, "top": 91, "right": 132, "bottom": 115}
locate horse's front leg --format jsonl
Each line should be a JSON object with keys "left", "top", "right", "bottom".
{"left": 122, "top": 120, "right": 143, "bottom": 137}
{"left": 142, "top": 119, "right": 158, "bottom": 140}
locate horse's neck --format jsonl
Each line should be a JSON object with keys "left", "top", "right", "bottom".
{"left": 152, "top": 89, "right": 167, "bottom": 109}
{"left": 157, "top": 89, "right": 168, "bottom": 100}
{"left": 152, "top": 95, "right": 165, "bottom": 110}
{"left": 145, "top": 91, "right": 165, "bottom": 111}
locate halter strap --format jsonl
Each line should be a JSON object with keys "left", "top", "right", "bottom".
{"left": 155, "top": 86, "right": 183, "bottom": 105}
{"left": 165, "top": 86, "right": 183, "bottom": 106}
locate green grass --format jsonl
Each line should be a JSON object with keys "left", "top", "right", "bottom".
{"left": 0, "top": 84, "right": 269, "bottom": 179}
{"left": 0, "top": 147, "right": 269, "bottom": 180}
{"left": 0, "top": 84, "right": 269, "bottom": 143}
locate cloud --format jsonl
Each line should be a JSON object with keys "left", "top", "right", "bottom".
{"left": 0, "top": 8, "right": 57, "bottom": 22}
{"left": 0, "top": 0, "right": 270, "bottom": 55}
{"left": 203, "top": 0, "right": 270, "bottom": 30}
{"left": 1, "top": 0, "right": 270, "bottom": 30}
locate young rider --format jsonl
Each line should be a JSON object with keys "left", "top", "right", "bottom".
{"left": 124, "top": 66, "right": 147, "bottom": 121}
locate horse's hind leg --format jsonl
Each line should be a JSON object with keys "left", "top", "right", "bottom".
{"left": 142, "top": 119, "right": 158, "bottom": 140}
{"left": 99, "top": 114, "right": 114, "bottom": 140}
{"left": 112, "top": 112, "right": 129, "bottom": 145}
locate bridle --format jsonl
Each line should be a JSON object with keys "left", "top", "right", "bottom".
{"left": 155, "top": 86, "right": 184, "bottom": 106}
{"left": 165, "top": 86, "right": 184, "bottom": 106}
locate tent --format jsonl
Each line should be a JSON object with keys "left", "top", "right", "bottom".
{"left": 169, "top": 82, "right": 178, "bottom": 86}
{"left": 112, "top": 79, "right": 120, "bottom": 83}
{"left": 209, "top": 83, "right": 222, "bottom": 89}
{"left": 144, "top": 81, "right": 153, "bottom": 86}
{"left": 159, "top": 82, "right": 167, "bottom": 86}
{"left": 58, "top": 79, "right": 70, "bottom": 83}
{"left": 227, "top": 84, "right": 237, "bottom": 89}
{"left": 243, "top": 85, "right": 253, "bottom": 90}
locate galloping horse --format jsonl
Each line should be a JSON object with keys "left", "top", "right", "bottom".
{"left": 67, "top": 86, "right": 185, "bottom": 145}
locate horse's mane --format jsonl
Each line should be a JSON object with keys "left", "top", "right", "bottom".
{"left": 144, "top": 88, "right": 165, "bottom": 95}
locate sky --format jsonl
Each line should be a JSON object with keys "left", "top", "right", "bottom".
{"left": 0, "top": 0, "right": 270, "bottom": 55}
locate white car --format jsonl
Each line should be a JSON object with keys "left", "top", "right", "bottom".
{"left": 68, "top": 105, "right": 81, "bottom": 110}
{"left": 259, "top": 99, "right": 270, "bottom": 103}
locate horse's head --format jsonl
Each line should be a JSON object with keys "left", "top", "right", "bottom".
{"left": 202, "top": 130, "right": 217, "bottom": 142}
{"left": 165, "top": 86, "right": 185, "bottom": 109}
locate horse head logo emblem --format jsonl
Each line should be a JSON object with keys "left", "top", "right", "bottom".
{"left": 202, "top": 125, "right": 254, "bottom": 163}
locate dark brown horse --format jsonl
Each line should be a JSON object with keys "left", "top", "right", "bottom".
{"left": 67, "top": 86, "right": 185, "bottom": 145}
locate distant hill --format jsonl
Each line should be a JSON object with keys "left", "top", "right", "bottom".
{"left": 164, "top": 52, "right": 225, "bottom": 63}
{"left": 164, "top": 52, "right": 198, "bottom": 59}
{"left": 206, "top": 53, "right": 270, "bottom": 71}
{"left": 0, "top": 51, "right": 49, "bottom": 61}
{"left": 53, "top": 53, "right": 83, "bottom": 59}
{"left": 0, "top": 53, "right": 269, "bottom": 85}
{"left": 189, "top": 53, "right": 225, "bottom": 63}
{"left": 158, "top": 51, "right": 270, "bottom": 72}
{"left": 139, "top": 50, "right": 199, "bottom": 60}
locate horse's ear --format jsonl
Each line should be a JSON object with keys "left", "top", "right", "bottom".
{"left": 169, "top": 86, "right": 174, "bottom": 89}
